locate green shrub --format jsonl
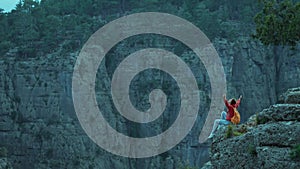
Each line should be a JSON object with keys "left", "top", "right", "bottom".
{"left": 225, "top": 125, "right": 233, "bottom": 138}
{"left": 256, "top": 115, "right": 268, "bottom": 124}
{"left": 254, "top": 113, "right": 259, "bottom": 126}
{"left": 225, "top": 124, "right": 248, "bottom": 139}
{"left": 290, "top": 144, "right": 300, "bottom": 160}
{"left": 0, "top": 147, "right": 8, "bottom": 157}
{"left": 247, "top": 144, "right": 257, "bottom": 156}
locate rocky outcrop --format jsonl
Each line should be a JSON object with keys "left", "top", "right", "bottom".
{"left": 278, "top": 87, "right": 300, "bottom": 104}
{"left": 256, "top": 104, "right": 300, "bottom": 123}
{"left": 206, "top": 87, "right": 300, "bottom": 169}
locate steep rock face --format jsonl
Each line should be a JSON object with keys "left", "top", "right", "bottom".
{"left": 0, "top": 158, "right": 13, "bottom": 169}
{"left": 214, "top": 38, "right": 300, "bottom": 121}
{"left": 207, "top": 87, "right": 300, "bottom": 169}
{"left": 0, "top": 147, "right": 12, "bottom": 169}
{"left": 0, "top": 37, "right": 299, "bottom": 169}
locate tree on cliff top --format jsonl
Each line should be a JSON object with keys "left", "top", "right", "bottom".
{"left": 253, "top": 0, "right": 300, "bottom": 46}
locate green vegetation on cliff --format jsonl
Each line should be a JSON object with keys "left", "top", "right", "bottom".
{"left": 290, "top": 144, "right": 300, "bottom": 160}
{"left": 253, "top": 0, "right": 300, "bottom": 46}
{"left": 1, "top": 0, "right": 299, "bottom": 58}
{"left": 0, "top": 0, "right": 261, "bottom": 57}
{"left": 0, "top": 147, "right": 7, "bottom": 157}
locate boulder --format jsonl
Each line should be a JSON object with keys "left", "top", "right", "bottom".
{"left": 257, "top": 104, "right": 300, "bottom": 124}
{"left": 278, "top": 87, "right": 300, "bottom": 104}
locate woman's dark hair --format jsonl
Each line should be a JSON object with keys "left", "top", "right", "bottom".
{"left": 230, "top": 99, "right": 236, "bottom": 105}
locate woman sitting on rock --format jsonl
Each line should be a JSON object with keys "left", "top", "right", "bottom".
{"left": 208, "top": 94, "right": 242, "bottom": 138}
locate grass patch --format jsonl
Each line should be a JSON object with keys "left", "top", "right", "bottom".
{"left": 233, "top": 131, "right": 243, "bottom": 136}
{"left": 290, "top": 144, "right": 300, "bottom": 160}
{"left": 225, "top": 125, "right": 234, "bottom": 138}
{"left": 225, "top": 124, "right": 248, "bottom": 139}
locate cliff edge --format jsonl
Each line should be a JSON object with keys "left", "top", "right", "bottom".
{"left": 203, "top": 87, "right": 300, "bottom": 169}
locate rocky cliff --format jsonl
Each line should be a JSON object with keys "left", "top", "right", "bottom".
{"left": 0, "top": 147, "right": 12, "bottom": 169}
{"left": 0, "top": 36, "right": 300, "bottom": 169}
{"left": 0, "top": 158, "right": 12, "bottom": 169}
{"left": 204, "top": 87, "right": 300, "bottom": 169}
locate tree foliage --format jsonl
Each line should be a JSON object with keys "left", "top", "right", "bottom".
{"left": 253, "top": 0, "right": 300, "bottom": 46}
{"left": 0, "top": 0, "right": 262, "bottom": 57}
{"left": 0, "top": 0, "right": 107, "bottom": 57}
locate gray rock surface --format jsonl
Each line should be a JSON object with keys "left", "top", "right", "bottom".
{"left": 201, "top": 161, "right": 212, "bottom": 169}
{"left": 278, "top": 87, "right": 300, "bottom": 104}
{"left": 0, "top": 157, "right": 12, "bottom": 169}
{"left": 257, "top": 104, "right": 300, "bottom": 124}
{"left": 215, "top": 38, "right": 300, "bottom": 122}
{"left": 205, "top": 87, "right": 300, "bottom": 169}
{"left": 0, "top": 124, "right": 12, "bottom": 167}
{"left": 0, "top": 36, "right": 300, "bottom": 168}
